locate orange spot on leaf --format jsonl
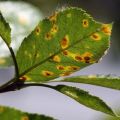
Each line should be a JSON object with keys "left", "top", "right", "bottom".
{"left": 90, "top": 33, "right": 101, "bottom": 41}
{"left": 42, "top": 71, "right": 54, "bottom": 77}
{"left": 61, "top": 35, "right": 69, "bottom": 49}
{"left": 52, "top": 55, "right": 61, "bottom": 62}
{"left": 102, "top": 24, "right": 111, "bottom": 35}
{"left": 82, "top": 19, "right": 89, "bottom": 28}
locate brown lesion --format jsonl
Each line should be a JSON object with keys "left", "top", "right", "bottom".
{"left": 82, "top": 52, "right": 94, "bottom": 63}
{"left": 35, "top": 26, "right": 41, "bottom": 35}
{"left": 74, "top": 55, "right": 82, "bottom": 61}
{"left": 82, "top": 19, "right": 89, "bottom": 28}
{"left": 45, "top": 32, "right": 52, "bottom": 40}
{"left": 19, "top": 75, "right": 31, "bottom": 81}
{"left": 90, "top": 33, "right": 101, "bottom": 41}
{"left": 57, "top": 65, "right": 65, "bottom": 70}
{"left": 42, "top": 70, "right": 54, "bottom": 77}
{"left": 67, "top": 66, "right": 80, "bottom": 71}
{"left": 60, "top": 35, "right": 69, "bottom": 49}
{"left": 49, "top": 12, "right": 58, "bottom": 24}
{"left": 102, "top": 24, "right": 111, "bottom": 35}
{"left": 60, "top": 72, "right": 72, "bottom": 76}
{"left": 62, "top": 50, "right": 69, "bottom": 56}
{"left": 50, "top": 24, "right": 58, "bottom": 34}
{"left": 52, "top": 55, "right": 61, "bottom": 62}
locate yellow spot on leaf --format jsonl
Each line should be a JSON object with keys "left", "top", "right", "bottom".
{"left": 61, "top": 35, "right": 69, "bottom": 49}
{"left": 52, "top": 55, "right": 61, "bottom": 62}
{"left": 49, "top": 12, "right": 58, "bottom": 23}
{"left": 0, "top": 58, "right": 6, "bottom": 64}
{"left": 62, "top": 50, "right": 69, "bottom": 56}
{"left": 102, "top": 24, "right": 112, "bottom": 35}
{"left": 19, "top": 75, "right": 31, "bottom": 81}
{"left": 90, "top": 33, "right": 101, "bottom": 41}
{"left": 45, "top": 32, "right": 52, "bottom": 40}
{"left": 82, "top": 19, "right": 89, "bottom": 28}
{"left": 50, "top": 24, "right": 58, "bottom": 34}
{"left": 66, "top": 66, "right": 80, "bottom": 71}
{"left": 60, "top": 72, "right": 72, "bottom": 77}
{"left": 82, "top": 52, "right": 93, "bottom": 63}
{"left": 57, "top": 65, "right": 65, "bottom": 70}
{"left": 74, "top": 55, "right": 83, "bottom": 62}
{"left": 42, "top": 71, "right": 54, "bottom": 77}
{"left": 35, "top": 26, "right": 41, "bottom": 35}
{"left": 21, "top": 116, "right": 29, "bottom": 120}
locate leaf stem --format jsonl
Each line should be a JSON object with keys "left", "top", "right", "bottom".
{"left": 0, "top": 47, "right": 19, "bottom": 90}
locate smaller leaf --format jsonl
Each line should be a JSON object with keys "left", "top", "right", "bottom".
{"left": 0, "top": 12, "right": 11, "bottom": 46}
{"left": 0, "top": 105, "right": 56, "bottom": 120}
{"left": 54, "top": 84, "right": 115, "bottom": 116}
{"left": 60, "top": 75, "right": 120, "bottom": 90}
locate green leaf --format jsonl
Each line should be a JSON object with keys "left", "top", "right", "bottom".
{"left": 0, "top": 12, "right": 11, "bottom": 46}
{"left": 0, "top": 105, "right": 55, "bottom": 120}
{"left": 16, "top": 7, "right": 112, "bottom": 83}
{"left": 54, "top": 84, "right": 115, "bottom": 116}
{"left": 60, "top": 75, "right": 120, "bottom": 90}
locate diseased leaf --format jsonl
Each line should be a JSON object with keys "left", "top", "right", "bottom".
{"left": 0, "top": 105, "right": 55, "bottom": 120}
{"left": 16, "top": 7, "right": 112, "bottom": 83}
{"left": 54, "top": 85, "right": 115, "bottom": 116}
{"left": 0, "top": 12, "right": 11, "bottom": 46}
{"left": 60, "top": 75, "right": 120, "bottom": 90}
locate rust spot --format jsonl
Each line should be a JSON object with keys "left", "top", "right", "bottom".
{"left": 60, "top": 72, "right": 72, "bottom": 76}
{"left": 57, "top": 65, "right": 65, "bottom": 70}
{"left": 67, "top": 66, "right": 80, "bottom": 71}
{"left": 52, "top": 55, "right": 61, "bottom": 62}
{"left": 61, "top": 35, "right": 69, "bottom": 49}
{"left": 82, "top": 19, "right": 89, "bottom": 28}
{"left": 45, "top": 32, "right": 52, "bottom": 40}
{"left": 42, "top": 71, "right": 54, "bottom": 77}
{"left": 62, "top": 50, "right": 69, "bottom": 56}
{"left": 82, "top": 52, "right": 93, "bottom": 63}
{"left": 35, "top": 26, "right": 41, "bottom": 35}
{"left": 19, "top": 75, "right": 31, "bottom": 81}
{"left": 74, "top": 55, "right": 82, "bottom": 61}
{"left": 49, "top": 12, "right": 58, "bottom": 23}
{"left": 102, "top": 24, "right": 111, "bottom": 35}
{"left": 90, "top": 33, "right": 101, "bottom": 41}
{"left": 50, "top": 24, "right": 58, "bottom": 34}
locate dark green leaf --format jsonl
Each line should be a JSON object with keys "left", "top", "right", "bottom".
{"left": 0, "top": 12, "right": 11, "bottom": 46}
{"left": 60, "top": 75, "right": 120, "bottom": 90}
{"left": 54, "top": 84, "right": 115, "bottom": 116}
{"left": 0, "top": 105, "right": 55, "bottom": 120}
{"left": 16, "top": 7, "right": 112, "bottom": 83}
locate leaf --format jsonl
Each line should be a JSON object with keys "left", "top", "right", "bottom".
{"left": 54, "top": 84, "right": 115, "bottom": 116}
{"left": 16, "top": 7, "right": 112, "bottom": 83}
{"left": 0, "top": 105, "right": 55, "bottom": 120}
{"left": 0, "top": 12, "right": 11, "bottom": 46}
{"left": 60, "top": 75, "right": 120, "bottom": 90}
